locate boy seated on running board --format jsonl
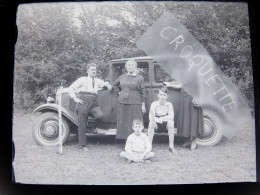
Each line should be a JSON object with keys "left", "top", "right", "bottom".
{"left": 120, "top": 119, "right": 154, "bottom": 163}
{"left": 148, "top": 86, "right": 177, "bottom": 154}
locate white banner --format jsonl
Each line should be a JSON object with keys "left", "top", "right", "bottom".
{"left": 136, "top": 11, "right": 251, "bottom": 138}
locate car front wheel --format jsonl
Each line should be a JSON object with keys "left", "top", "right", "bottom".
{"left": 32, "top": 112, "right": 70, "bottom": 146}
{"left": 196, "top": 116, "right": 223, "bottom": 146}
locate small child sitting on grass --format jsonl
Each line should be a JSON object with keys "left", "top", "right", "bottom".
{"left": 120, "top": 119, "right": 154, "bottom": 163}
{"left": 148, "top": 86, "right": 177, "bottom": 154}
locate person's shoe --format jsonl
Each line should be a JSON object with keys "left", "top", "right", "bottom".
{"left": 91, "top": 129, "right": 98, "bottom": 134}
{"left": 81, "top": 146, "right": 89, "bottom": 151}
{"left": 144, "top": 160, "right": 151, "bottom": 164}
{"left": 126, "top": 159, "right": 133, "bottom": 163}
{"left": 169, "top": 147, "right": 178, "bottom": 154}
{"left": 182, "top": 140, "right": 190, "bottom": 147}
{"left": 95, "top": 128, "right": 106, "bottom": 134}
{"left": 86, "top": 128, "right": 98, "bottom": 134}
{"left": 190, "top": 138, "right": 197, "bottom": 150}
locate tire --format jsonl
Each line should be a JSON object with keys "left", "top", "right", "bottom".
{"left": 196, "top": 115, "right": 223, "bottom": 146}
{"left": 32, "top": 112, "right": 70, "bottom": 146}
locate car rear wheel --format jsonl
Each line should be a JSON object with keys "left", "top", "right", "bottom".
{"left": 196, "top": 116, "right": 223, "bottom": 146}
{"left": 32, "top": 112, "right": 70, "bottom": 146}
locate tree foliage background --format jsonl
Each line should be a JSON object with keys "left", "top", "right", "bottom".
{"left": 14, "top": 2, "right": 253, "bottom": 111}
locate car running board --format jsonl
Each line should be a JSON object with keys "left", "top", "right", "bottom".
{"left": 85, "top": 128, "right": 177, "bottom": 135}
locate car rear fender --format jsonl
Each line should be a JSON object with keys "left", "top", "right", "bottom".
{"left": 32, "top": 103, "right": 78, "bottom": 126}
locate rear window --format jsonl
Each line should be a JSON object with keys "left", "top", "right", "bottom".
{"left": 154, "top": 62, "right": 175, "bottom": 83}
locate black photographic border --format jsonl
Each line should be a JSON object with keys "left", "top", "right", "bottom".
{"left": 1, "top": 0, "right": 259, "bottom": 194}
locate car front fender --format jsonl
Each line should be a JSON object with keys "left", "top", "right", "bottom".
{"left": 32, "top": 103, "right": 78, "bottom": 126}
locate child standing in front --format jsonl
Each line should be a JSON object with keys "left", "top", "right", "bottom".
{"left": 120, "top": 119, "right": 154, "bottom": 163}
{"left": 148, "top": 86, "right": 177, "bottom": 154}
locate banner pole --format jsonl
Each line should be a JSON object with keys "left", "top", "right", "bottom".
{"left": 58, "top": 83, "right": 63, "bottom": 154}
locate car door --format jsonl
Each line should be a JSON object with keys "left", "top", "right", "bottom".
{"left": 150, "top": 61, "right": 182, "bottom": 128}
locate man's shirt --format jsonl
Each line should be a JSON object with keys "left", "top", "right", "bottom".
{"left": 69, "top": 76, "right": 109, "bottom": 94}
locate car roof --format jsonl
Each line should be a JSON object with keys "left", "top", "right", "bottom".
{"left": 109, "top": 56, "right": 154, "bottom": 63}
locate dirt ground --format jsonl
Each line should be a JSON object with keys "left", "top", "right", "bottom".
{"left": 12, "top": 108, "right": 256, "bottom": 185}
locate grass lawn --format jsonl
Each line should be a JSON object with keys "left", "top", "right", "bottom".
{"left": 13, "top": 108, "right": 256, "bottom": 185}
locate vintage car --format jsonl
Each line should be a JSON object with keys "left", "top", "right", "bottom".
{"left": 32, "top": 56, "right": 223, "bottom": 147}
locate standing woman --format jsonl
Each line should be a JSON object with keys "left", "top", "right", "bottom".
{"left": 113, "top": 60, "right": 146, "bottom": 140}
{"left": 177, "top": 89, "right": 203, "bottom": 150}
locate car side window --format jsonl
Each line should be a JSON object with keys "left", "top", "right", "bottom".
{"left": 154, "top": 63, "right": 175, "bottom": 83}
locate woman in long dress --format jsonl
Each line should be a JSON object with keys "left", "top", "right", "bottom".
{"left": 113, "top": 60, "right": 146, "bottom": 139}
{"left": 177, "top": 89, "right": 203, "bottom": 150}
